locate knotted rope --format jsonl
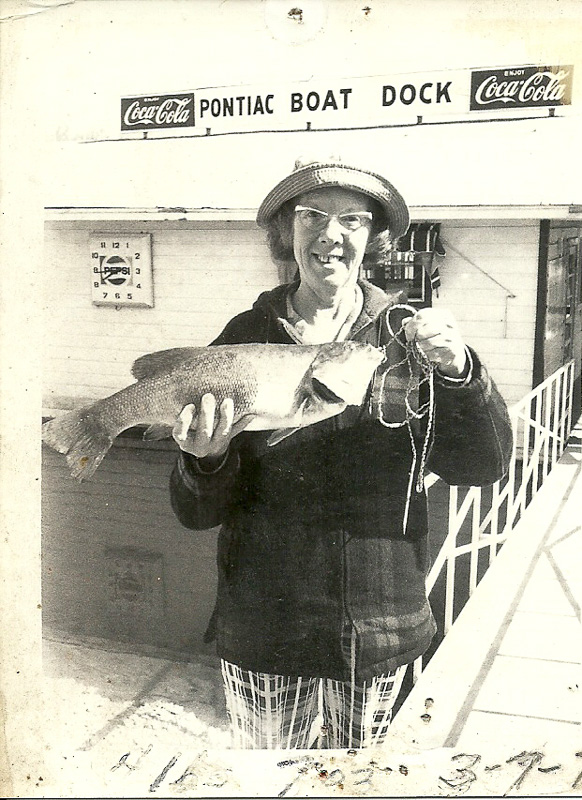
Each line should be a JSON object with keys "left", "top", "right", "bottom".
{"left": 373, "top": 304, "right": 436, "bottom": 535}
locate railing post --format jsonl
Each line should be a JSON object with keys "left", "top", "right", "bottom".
{"left": 525, "top": 398, "right": 533, "bottom": 516}
{"left": 414, "top": 362, "right": 575, "bottom": 690}
{"left": 488, "top": 481, "right": 500, "bottom": 562}
{"left": 560, "top": 368, "right": 569, "bottom": 459}
{"left": 542, "top": 382, "right": 551, "bottom": 480}
{"left": 560, "top": 368, "right": 566, "bottom": 455}
{"left": 412, "top": 656, "right": 423, "bottom": 685}
{"left": 504, "top": 426, "right": 518, "bottom": 535}
{"left": 444, "top": 486, "right": 458, "bottom": 634}
{"left": 552, "top": 373, "right": 562, "bottom": 467}
{"left": 533, "top": 389, "right": 543, "bottom": 495}
{"left": 566, "top": 363, "right": 574, "bottom": 443}
{"left": 469, "top": 487, "right": 482, "bottom": 596}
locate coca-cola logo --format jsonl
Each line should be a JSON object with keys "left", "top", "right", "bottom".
{"left": 121, "top": 94, "right": 195, "bottom": 130}
{"left": 470, "top": 66, "right": 572, "bottom": 111}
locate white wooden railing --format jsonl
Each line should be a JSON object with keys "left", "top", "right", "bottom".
{"left": 412, "top": 360, "right": 576, "bottom": 682}
{"left": 308, "top": 363, "right": 575, "bottom": 745}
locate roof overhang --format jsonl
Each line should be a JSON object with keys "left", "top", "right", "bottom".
{"left": 44, "top": 205, "right": 582, "bottom": 223}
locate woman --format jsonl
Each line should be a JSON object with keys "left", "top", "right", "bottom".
{"left": 169, "top": 157, "right": 513, "bottom": 749}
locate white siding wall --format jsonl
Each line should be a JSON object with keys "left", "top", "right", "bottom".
{"left": 44, "top": 218, "right": 540, "bottom": 411}
{"left": 43, "top": 220, "right": 278, "bottom": 410}
{"left": 433, "top": 221, "right": 540, "bottom": 406}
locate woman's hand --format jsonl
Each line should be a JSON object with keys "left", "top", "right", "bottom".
{"left": 172, "top": 393, "right": 236, "bottom": 469}
{"left": 403, "top": 308, "right": 468, "bottom": 378}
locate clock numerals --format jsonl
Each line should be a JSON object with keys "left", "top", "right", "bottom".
{"left": 90, "top": 234, "right": 153, "bottom": 308}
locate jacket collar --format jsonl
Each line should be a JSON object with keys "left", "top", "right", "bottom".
{"left": 253, "top": 279, "right": 404, "bottom": 339}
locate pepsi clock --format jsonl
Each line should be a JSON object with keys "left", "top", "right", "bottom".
{"left": 90, "top": 233, "right": 153, "bottom": 307}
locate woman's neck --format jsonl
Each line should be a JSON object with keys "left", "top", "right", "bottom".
{"left": 292, "top": 281, "right": 359, "bottom": 325}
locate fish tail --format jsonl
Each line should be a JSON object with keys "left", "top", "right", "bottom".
{"left": 42, "top": 409, "right": 113, "bottom": 481}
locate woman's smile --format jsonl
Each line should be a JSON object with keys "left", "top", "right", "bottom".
{"left": 292, "top": 187, "right": 373, "bottom": 302}
{"left": 313, "top": 252, "right": 344, "bottom": 264}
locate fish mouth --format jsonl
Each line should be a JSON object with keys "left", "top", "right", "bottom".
{"left": 311, "top": 377, "right": 344, "bottom": 404}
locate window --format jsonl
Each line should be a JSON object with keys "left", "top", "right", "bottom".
{"left": 363, "top": 222, "right": 444, "bottom": 307}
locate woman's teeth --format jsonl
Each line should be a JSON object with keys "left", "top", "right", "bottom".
{"left": 316, "top": 254, "right": 343, "bottom": 264}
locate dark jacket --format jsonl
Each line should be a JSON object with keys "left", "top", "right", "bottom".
{"left": 170, "top": 280, "right": 513, "bottom": 681}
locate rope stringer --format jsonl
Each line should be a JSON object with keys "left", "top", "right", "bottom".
{"left": 375, "top": 304, "right": 437, "bottom": 535}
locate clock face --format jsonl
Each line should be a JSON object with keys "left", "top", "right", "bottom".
{"left": 90, "top": 234, "right": 153, "bottom": 307}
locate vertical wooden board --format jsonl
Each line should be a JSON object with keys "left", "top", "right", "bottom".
{"left": 542, "top": 222, "right": 582, "bottom": 384}
{"left": 42, "top": 443, "right": 219, "bottom": 652}
{"left": 43, "top": 220, "right": 278, "bottom": 408}
{"left": 434, "top": 221, "right": 539, "bottom": 402}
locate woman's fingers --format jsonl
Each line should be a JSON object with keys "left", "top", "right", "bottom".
{"left": 172, "top": 403, "right": 197, "bottom": 450}
{"left": 173, "top": 395, "right": 236, "bottom": 458}
{"left": 191, "top": 393, "right": 218, "bottom": 454}
{"left": 403, "top": 309, "right": 467, "bottom": 377}
{"left": 205, "top": 397, "right": 235, "bottom": 458}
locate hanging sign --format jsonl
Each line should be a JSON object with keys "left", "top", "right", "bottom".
{"left": 121, "top": 93, "right": 195, "bottom": 131}
{"left": 470, "top": 65, "right": 573, "bottom": 111}
{"left": 120, "top": 64, "right": 573, "bottom": 136}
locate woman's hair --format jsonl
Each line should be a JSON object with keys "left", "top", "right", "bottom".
{"left": 263, "top": 196, "right": 398, "bottom": 269}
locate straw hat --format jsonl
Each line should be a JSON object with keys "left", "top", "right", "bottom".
{"left": 256, "top": 156, "right": 410, "bottom": 238}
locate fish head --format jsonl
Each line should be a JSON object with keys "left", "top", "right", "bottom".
{"left": 298, "top": 341, "right": 385, "bottom": 425}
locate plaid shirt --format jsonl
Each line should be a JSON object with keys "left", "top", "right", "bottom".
{"left": 170, "top": 280, "right": 512, "bottom": 681}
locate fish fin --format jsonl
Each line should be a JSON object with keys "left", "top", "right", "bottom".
{"left": 311, "top": 377, "right": 344, "bottom": 404}
{"left": 131, "top": 347, "right": 200, "bottom": 381}
{"left": 143, "top": 423, "right": 173, "bottom": 441}
{"left": 230, "top": 414, "right": 255, "bottom": 437}
{"left": 310, "top": 344, "right": 379, "bottom": 406}
{"left": 42, "top": 410, "right": 113, "bottom": 481}
{"left": 267, "top": 428, "right": 300, "bottom": 447}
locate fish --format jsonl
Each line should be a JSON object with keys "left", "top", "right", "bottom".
{"left": 42, "top": 340, "right": 385, "bottom": 481}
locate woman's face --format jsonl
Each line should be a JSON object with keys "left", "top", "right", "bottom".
{"left": 291, "top": 187, "right": 374, "bottom": 301}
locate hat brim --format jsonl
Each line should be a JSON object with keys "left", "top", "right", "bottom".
{"left": 256, "top": 162, "right": 410, "bottom": 239}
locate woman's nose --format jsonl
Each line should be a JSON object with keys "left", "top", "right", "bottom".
{"left": 318, "top": 216, "right": 344, "bottom": 243}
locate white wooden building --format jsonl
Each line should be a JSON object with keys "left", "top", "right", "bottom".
{"left": 43, "top": 206, "right": 582, "bottom": 413}
{"left": 30, "top": 0, "right": 582, "bottom": 649}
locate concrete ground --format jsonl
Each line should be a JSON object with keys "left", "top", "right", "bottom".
{"left": 387, "top": 416, "right": 582, "bottom": 797}
{"left": 41, "top": 632, "right": 232, "bottom": 795}
{"left": 34, "top": 420, "right": 581, "bottom": 797}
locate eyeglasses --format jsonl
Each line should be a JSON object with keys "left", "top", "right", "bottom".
{"left": 294, "top": 205, "right": 373, "bottom": 232}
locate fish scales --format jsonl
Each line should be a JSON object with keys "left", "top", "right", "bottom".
{"left": 98, "top": 348, "right": 261, "bottom": 430}
{"left": 42, "top": 342, "right": 385, "bottom": 481}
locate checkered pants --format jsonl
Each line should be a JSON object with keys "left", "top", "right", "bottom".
{"left": 220, "top": 658, "right": 407, "bottom": 750}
